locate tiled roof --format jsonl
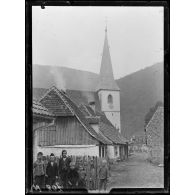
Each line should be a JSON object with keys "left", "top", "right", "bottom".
{"left": 33, "top": 88, "right": 102, "bottom": 112}
{"left": 99, "top": 113, "right": 128, "bottom": 144}
{"left": 146, "top": 106, "right": 164, "bottom": 137}
{"left": 33, "top": 100, "right": 54, "bottom": 117}
{"left": 39, "top": 87, "right": 74, "bottom": 117}
{"left": 83, "top": 106, "right": 128, "bottom": 144}
{"left": 79, "top": 104, "right": 97, "bottom": 117}
{"left": 79, "top": 104, "right": 91, "bottom": 117}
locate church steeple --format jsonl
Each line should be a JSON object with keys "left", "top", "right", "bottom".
{"left": 96, "top": 27, "right": 120, "bottom": 91}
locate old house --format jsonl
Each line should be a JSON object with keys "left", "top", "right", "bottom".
{"left": 145, "top": 106, "right": 164, "bottom": 165}
{"left": 33, "top": 86, "right": 128, "bottom": 160}
{"left": 33, "top": 86, "right": 111, "bottom": 159}
{"left": 32, "top": 27, "right": 128, "bottom": 160}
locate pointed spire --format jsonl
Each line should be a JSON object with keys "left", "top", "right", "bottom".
{"left": 96, "top": 26, "right": 120, "bottom": 91}
{"left": 105, "top": 17, "right": 107, "bottom": 33}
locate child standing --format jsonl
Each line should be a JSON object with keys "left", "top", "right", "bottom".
{"left": 67, "top": 161, "right": 79, "bottom": 189}
{"left": 99, "top": 159, "right": 109, "bottom": 191}
{"left": 33, "top": 152, "right": 45, "bottom": 189}
{"left": 45, "top": 153, "right": 58, "bottom": 186}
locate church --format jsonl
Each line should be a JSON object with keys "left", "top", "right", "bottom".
{"left": 33, "top": 27, "right": 128, "bottom": 161}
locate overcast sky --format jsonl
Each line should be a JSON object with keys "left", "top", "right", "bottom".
{"left": 32, "top": 6, "right": 163, "bottom": 79}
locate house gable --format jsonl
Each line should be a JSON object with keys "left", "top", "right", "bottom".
{"left": 39, "top": 87, "right": 74, "bottom": 117}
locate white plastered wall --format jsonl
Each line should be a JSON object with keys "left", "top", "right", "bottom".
{"left": 98, "top": 90, "right": 121, "bottom": 132}
{"left": 104, "top": 112, "right": 121, "bottom": 132}
{"left": 107, "top": 145, "right": 120, "bottom": 159}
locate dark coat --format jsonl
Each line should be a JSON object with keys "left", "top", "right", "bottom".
{"left": 59, "top": 157, "right": 71, "bottom": 175}
{"left": 46, "top": 162, "right": 58, "bottom": 178}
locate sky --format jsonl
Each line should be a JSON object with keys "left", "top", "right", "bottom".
{"left": 32, "top": 6, "right": 163, "bottom": 79}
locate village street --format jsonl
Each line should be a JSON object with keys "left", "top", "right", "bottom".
{"left": 107, "top": 152, "right": 164, "bottom": 191}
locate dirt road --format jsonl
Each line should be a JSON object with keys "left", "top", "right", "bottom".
{"left": 107, "top": 152, "right": 164, "bottom": 190}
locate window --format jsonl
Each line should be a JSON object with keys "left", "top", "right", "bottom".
{"left": 108, "top": 94, "right": 113, "bottom": 104}
{"left": 108, "top": 94, "right": 113, "bottom": 109}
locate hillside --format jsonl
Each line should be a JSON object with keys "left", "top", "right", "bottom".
{"left": 33, "top": 64, "right": 98, "bottom": 91}
{"left": 117, "top": 62, "right": 163, "bottom": 138}
{"left": 33, "top": 63, "right": 163, "bottom": 139}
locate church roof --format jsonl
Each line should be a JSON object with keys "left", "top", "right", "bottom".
{"left": 96, "top": 28, "right": 120, "bottom": 91}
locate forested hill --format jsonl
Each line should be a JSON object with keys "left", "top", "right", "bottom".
{"left": 33, "top": 64, "right": 99, "bottom": 91}
{"left": 117, "top": 62, "right": 163, "bottom": 138}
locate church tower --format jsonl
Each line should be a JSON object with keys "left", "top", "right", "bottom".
{"left": 96, "top": 27, "right": 121, "bottom": 132}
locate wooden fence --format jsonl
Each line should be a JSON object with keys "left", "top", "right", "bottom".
{"left": 40, "top": 155, "right": 110, "bottom": 190}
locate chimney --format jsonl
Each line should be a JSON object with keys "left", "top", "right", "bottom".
{"left": 89, "top": 101, "right": 96, "bottom": 114}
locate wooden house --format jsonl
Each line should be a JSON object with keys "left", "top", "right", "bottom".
{"left": 33, "top": 86, "right": 111, "bottom": 159}
{"left": 145, "top": 106, "right": 164, "bottom": 165}
{"left": 33, "top": 86, "right": 128, "bottom": 160}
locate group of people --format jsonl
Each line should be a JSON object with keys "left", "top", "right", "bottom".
{"left": 33, "top": 150, "right": 86, "bottom": 190}
{"left": 33, "top": 150, "right": 109, "bottom": 191}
